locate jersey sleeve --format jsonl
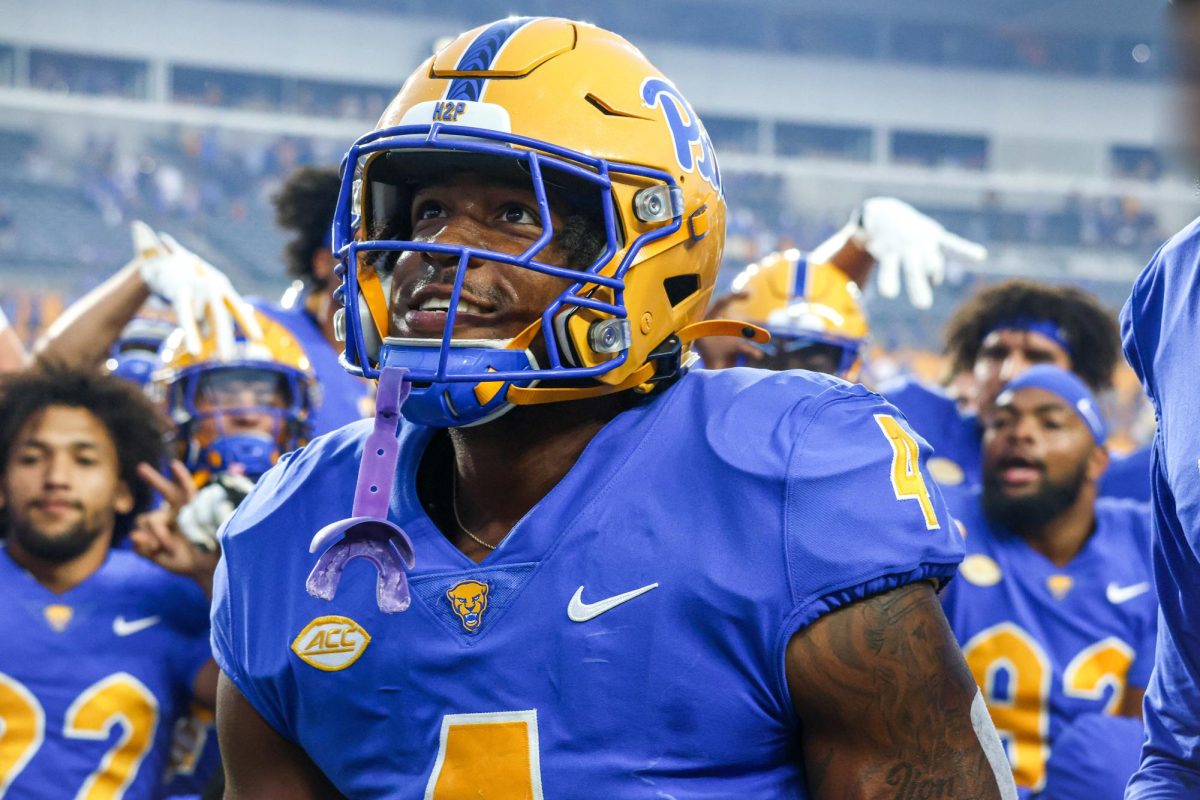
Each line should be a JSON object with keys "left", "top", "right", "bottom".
{"left": 781, "top": 386, "right": 965, "bottom": 631}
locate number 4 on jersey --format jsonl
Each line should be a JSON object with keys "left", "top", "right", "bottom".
{"left": 874, "top": 414, "right": 940, "bottom": 530}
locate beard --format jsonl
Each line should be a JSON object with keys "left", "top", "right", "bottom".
{"left": 4, "top": 506, "right": 106, "bottom": 564}
{"left": 982, "top": 458, "right": 1090, "bottom": 535}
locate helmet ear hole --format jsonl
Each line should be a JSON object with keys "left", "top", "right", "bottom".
{"left": 663, "top": 274, "right": 700, "bottom": 307}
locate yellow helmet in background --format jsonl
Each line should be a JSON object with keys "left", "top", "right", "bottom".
{"left": 153, "top": 307, "right": 318, "bottom": 484}
{"left": 334, "top": 16, "right": 735, "bottom": 427}
{"left": 726, "top": 250, "right": 869, "bottom": 380}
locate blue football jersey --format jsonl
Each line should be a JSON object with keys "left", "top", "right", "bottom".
{"left": 941, "top": 491, "right": 1155, "bottom": 794}
{"left": 880, "top": 376, "right": 982, "bottom": 491}
{"left": 1099, "top": 446, "right": 1152, "bottom": 504}
{"left": 253, "top": 299, "right": 371, "bottom": 435}
{"left": 213, "top": 368, "right": 965, "bottom": 797}
{"left": 0, "top": 547, "right": 211, "bottom": 800}
{"left": 1122, "top": 217, "right": 1200, "bottom": 797}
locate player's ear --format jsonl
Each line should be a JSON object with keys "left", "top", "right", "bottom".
{"left": 113, "top": 481, "right": 135, "bottom": 515}
{"left": 1086, "top": 445, "right": 1110, "bottom": 483}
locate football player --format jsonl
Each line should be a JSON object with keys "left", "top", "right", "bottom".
{"left": 212, "top": 17, "right": 1016, "bottom": 798}
{"left": 1124, "top": 4, "right": 1200, "bottom": 793}
{"left": 940, "top": 366, "right": 1154, "bottom": 796}
{"left": 698, "top": 252, "right": 869, "bottom": 379}
{"left": 268, "top": 165, "right": 375, "bottom": 433}
{"left": 0, "top": 363, "right": 216, "bottom": 799}
{"left": 882, "top": 279, "right": 1138, "bottom": 498}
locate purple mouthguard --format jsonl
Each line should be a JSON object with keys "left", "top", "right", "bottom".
{"left": 305, "top": 367, "right": 416, "bottom": 613}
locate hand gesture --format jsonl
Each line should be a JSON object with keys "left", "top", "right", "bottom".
{"left": 856, "top": 197, "right": 988, "bottom": 309}
{"left": 131, "top": 221, "right": 263, "bottom": 357}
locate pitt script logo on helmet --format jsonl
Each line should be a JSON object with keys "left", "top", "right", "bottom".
{"left": 331, "top": 16, "right": 764, "bottom": 427}
{"left": 725, "top": 250, "right": 869, "bottom": 380}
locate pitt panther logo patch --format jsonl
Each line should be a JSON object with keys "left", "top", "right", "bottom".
{"left": 291, "top": 615, "right": 371, "bottom": 671}
{"left": 447, "top": 579, "right": 490, "bottom": 633}
{"left": 640, "top": 76, "right": 721, "bottom": 195}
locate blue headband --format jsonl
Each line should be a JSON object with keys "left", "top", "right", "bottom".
{"left": 998, "top": 365, "right": 1107, "bottom": 444}
{"left": 984, "top": 318, "right": 1072, "bottom": 358}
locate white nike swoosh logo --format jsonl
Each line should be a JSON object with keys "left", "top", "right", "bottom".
{"left": 113, "top": 615, "right": 162, "bottom": 636}
{"left": 1106, "top": 582, "right": 1151, "bottom": 605}
{"left": 568, "top": 583, "right": 659, "bottom": 623}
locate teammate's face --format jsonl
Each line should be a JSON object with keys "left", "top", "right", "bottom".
{"left": 980, "top": 387, "right": 1104, "bottom": 531}
{"left": 973, "top": 329, "right": 1071, "bottom": 414}
{"left": 388, "top": 173, "right": 574, "bottom": 342}
{"left": 193, "top": 369, "right": 286, "bottom": 439}
{"left": 0, "top": 406, "right": 131, "bottom": 564}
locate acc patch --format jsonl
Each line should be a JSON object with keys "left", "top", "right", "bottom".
{"left": 927, "top": 457, "right": 965, "bottom": 486}
{"left": 291, "top": 615, "right": 371, "bottom": 671}
{"left": 960, "top": 554, "right": 1002, "bottom": 587}
{"left": 446, "top": 579, "right": 490, "bottom": 633}
{"left": 1046, "top": 574, "right": 1074, "bottom": 600}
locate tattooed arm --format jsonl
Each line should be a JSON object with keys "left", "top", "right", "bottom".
{"left": 787, "top": 581, "right": 1016, "bottom": 799}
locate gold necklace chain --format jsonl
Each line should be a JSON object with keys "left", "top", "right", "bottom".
{"left": 451, "top": 471, "right": 500, "bottom": 551}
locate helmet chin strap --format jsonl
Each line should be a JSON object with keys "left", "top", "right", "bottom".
{"left": 307, "top": 367, "right": 416, "bottom": 614}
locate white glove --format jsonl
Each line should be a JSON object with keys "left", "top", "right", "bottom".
{"left": 131, "top": 221, "right": 262, "bottom": 358}
{"left": 176, "top": 473, "right": 256, "bottom": 552}
{"left": 854, "top": 197, "right": 988, "bottom": 309}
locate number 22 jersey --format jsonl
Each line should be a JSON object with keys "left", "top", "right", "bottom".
{"left": 212, "top": 368, "right": 966, "bottom": 797}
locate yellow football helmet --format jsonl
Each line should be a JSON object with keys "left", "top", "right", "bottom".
{"left": 153, "top": 307, "right": 318, "bottom": 483}
{"left": 725, "top": 249, "right": 868, "bottom": 380}
{"left": 333, "top": 16, "right": 758, "bottom": 427}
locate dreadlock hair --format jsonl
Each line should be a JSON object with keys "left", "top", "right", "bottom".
{"left": 942, "top": 279, "right": 1120, "bottom": 392}
{"left": 272, "top": 165, "right": 341, "bottom": 287}
{"left": 0, "top": 361, "right": 170, "bottom": 521}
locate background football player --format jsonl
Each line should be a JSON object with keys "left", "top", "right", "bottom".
{"left": 1124, "top": 0, "right": 1200, "bottom": 793}
{"left": 940, "top": 366, "right": 1154, "bottom": 796}
{"left": 212, "top": 17, "right": 1015, "bottom": 799}
{"left": 881, "top": 279, "right": 1151, "bottom": 500}
{"left": 0, "top": 362, "right": 216, "bottom": 799}
{"left": 701, "top": 251, "right": 869, "bottom": 379}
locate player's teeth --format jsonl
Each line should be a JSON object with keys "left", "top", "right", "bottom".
{"left": 457, "top": 301, "right": 483, "bottom": 314}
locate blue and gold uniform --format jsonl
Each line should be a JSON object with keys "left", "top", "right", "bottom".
{"left": 0, "top": 547, "right": 211, "bottom": 799}
{"left": 213, "top": 368, "right": 965, "bottom": 797}
{"left": 941, "top": 490, "right": 1155, "bottom": 795}
{"left": 1123, "top": 217, "right": 1200, "bottom": 796}
{"left": 881, "top": 377, "right": 982, "bottom": 490}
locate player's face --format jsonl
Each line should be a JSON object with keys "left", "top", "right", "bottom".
{"left": 973, "top": 329, "right": 1071, "bottom": 414}
{"left": 388, "top": 173, "right": 575, "bottom": 342}
{"left": 193, "top": 369, "right": 286, "bottom": 440}
{"left": 980, "top": 387, "right": 1099, "bottom": 530}
{"left": 0, "top": 406, "right": 131, "bottom": 563}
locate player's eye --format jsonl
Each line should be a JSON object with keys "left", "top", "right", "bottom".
{"left": 500, "top": 204, "right": 539, "bottom": 226}
{"left": 75, "top": 456, "right": 99, "bottom": 467}
{"left": 15, "top": 451, "right": 41, "bottom": 465}
{"left": 413, "top": 200, "right": 447, "bottom": 224}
